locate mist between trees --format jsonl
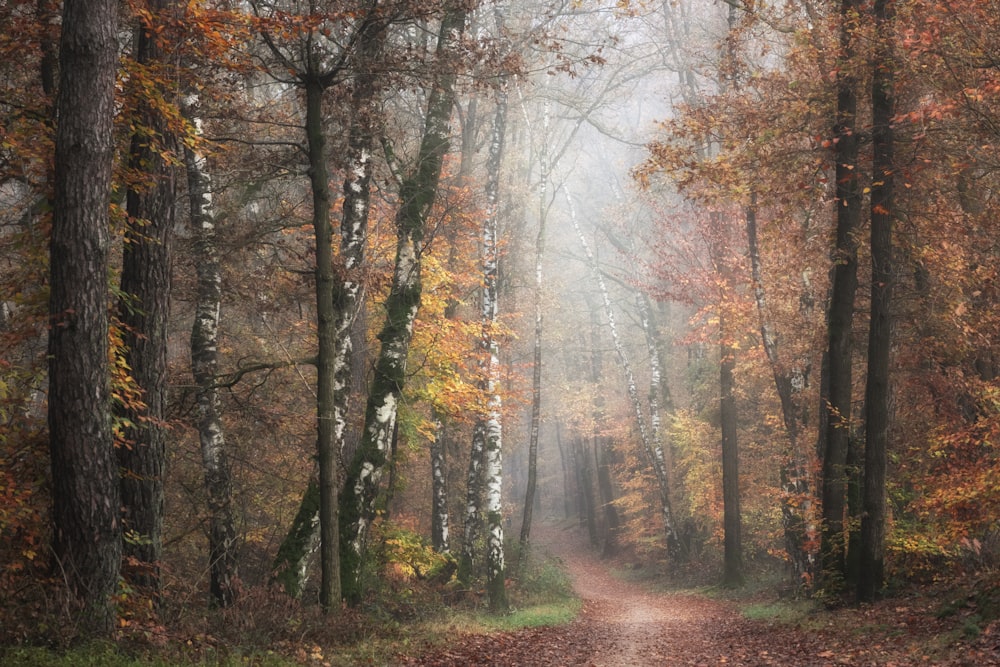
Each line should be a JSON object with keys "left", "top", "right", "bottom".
{"left": 2, "top": 0, "right": 998, "bottom": 645}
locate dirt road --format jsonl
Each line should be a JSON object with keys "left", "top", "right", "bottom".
{"left": 400, "top": 523, "right": 990, "bottom": 665}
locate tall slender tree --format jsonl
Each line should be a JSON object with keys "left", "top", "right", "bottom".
{"left": 858, "top": 0, "right": 896, "bottom": 603}
{"left": 821, "top": 0, "right": 864, "bottom": 590}
{"left": 481, "top": 80, "right": 510, "bottom": 612}
{"left": 253, "top": 1, "right": 387, "bottom": 609}
{"left": 339, "top": 2, "right": 470, "bottom": 606}
{"left": 183, "top": 97, "right": 240, "bottom": 607}
{"left": 117, "top": 0, "right": 179, "bottom": 596}
{"left": 566, "top": 190, "right": 685, "bottom": 561}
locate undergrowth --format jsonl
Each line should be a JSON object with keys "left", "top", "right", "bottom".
{"left": 0, "top": 535, "right": 580, "bottom": 667}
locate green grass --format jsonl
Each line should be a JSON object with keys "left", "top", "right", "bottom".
{"left": 481, "top": 599, "right": 582, "bottom": 631}
{"left": 741, "top": 599, "right": 819, "bottom": 624}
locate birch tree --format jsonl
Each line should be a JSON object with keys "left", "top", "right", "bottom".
{"left": 251, "top": 0, "right": 388, "bottom": 609}
{"left": 566, "top": 190, "right": 686, "bottom": 560}
{"left": 479, "top": 80, "right": 509, "bottom": 612}
{"left": 183, "top": 97, "right": 240, "bottom": 607}
{"left": 339, "top": 2, "right": 471, "bottom": 606}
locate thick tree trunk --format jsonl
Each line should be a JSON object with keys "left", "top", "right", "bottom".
{"left": 339, "top": 5, "right": 468, "bottom": 606}
{"left": 821, "top": 0, "right": 863, "bottom": 590}
{"left": 858, "top": 0, "right": 895, "bottom": 603}
{"left": 48, "top": 0, "right": 120, "bottom": 635}
{"left": 118, "top": 0, "right": 177, "bottom": 595}
{"left": 183, "top": 99, "right": 239, "bottom": 607}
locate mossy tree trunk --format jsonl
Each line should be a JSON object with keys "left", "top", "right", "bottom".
{"left": 339, "top": 4, "right": 468, "bottom": 606}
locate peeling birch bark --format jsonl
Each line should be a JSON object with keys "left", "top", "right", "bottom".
{"left": 339, "top": 5, "right": 468, "bottom": 606}
{"left": 183, "top": 98, "right": 239, "bottom": 607}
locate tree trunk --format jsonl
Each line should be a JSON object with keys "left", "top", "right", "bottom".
{"left": 183, "top": 98, "right": 239, "bottom": 607}
{"left": 430, "top": 416, "right": 451, "bottom": 553}
{"left": 118, "top": 0, "right": 177, "bottom": 596}
{"left": 577, "top": 438, "right": 599, "bottom": 545}
{"left": 480, "top": 83, "right": 509, "bottom": 613}
{"left": 459, "top": 422, "right": 485, "bottom": 584}
{"left": 586, "top": 294, "right": 618, "bottom": 557}
{"left": 271, "top": 469, "right": 320, "bottom": 598}
{"left": 858, "top": 0, "right": 895, "bottom": 603}
{"left": 303, "top": 76, "right": 342, "bottom": 612}
{"left": 845, "top": 433, "right": 863, "bottom": 587}
{"left": 745, "top": 202, "right": 812, "bottom": 586}
{"left": 520, "top": 96, "right": 548, "bottom": 558}
{"left": 595, "top": 437, "right": 620, "bottom": 558}
{"left": 554, "top": 423, "right": 573, "bottom": 519}
{"left": 269, "top": 14, "right": 386, "bottom": 602}
{"left": 567, "top": 191, "right": 685, "bottom": 561}
{"left": 821, "top": 0, "right": 863, "bottom": 591}
{"left": 720, "top": 322, "right": 744, "bottom": 587}
{"left": 339, "top": 5, "right": 468, "bottom": 606}
{"left": 48, "top": 0, "right": 120, "bottom": 635}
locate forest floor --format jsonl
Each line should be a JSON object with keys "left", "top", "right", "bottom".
{"left": 399, "top": 523, "right": 1000, "bottom": 666}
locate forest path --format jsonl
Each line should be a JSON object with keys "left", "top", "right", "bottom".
{"left": 399, "top": 522, "right": 980, "bottom": 666}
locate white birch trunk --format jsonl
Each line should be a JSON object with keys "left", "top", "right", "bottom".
{"left": 565, "top": 190, "right": 685, "bottom": 560}
{"left": 339, "top": 6, "right": 468, "bottom": 605}
{"left": 183, "top": 97, "right": 239, "bottom": 606}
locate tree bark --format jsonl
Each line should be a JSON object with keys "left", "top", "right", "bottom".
{"left": 183, "top": 98, "right": 239, "bottom": 607}
{"left": 479, "top": 83, "right": 510, "bottom": 613}
{"left": 430, "top": 416, "right": 451, "bottom": 553}
{"left": 587, "top": 294, "right": 618, "bottom": 557}
{"left": 821, "top": 0, "right": 863, "bottom": 590}
{"left": 48, "top": 0, "right": 120, "bottom": 635}
{"left": 118, "top": 0, "right": 177, "bottom": 596}
{"left": 301, "top": 75, "right": 343, "bottom": 612}
{"left": 268, "top": 12, "right": 386, "bottom": 603}
{"left": 339, "top": 5, "right": 468, "bottom": 606}
{"left": 272, "top": 469, "right": 321, "bottom": 598}
{"left": 459, "top": 421, "right": 484, "bottom": 583}
{"left": 577, "top": 438, "right": 599, "bottom": 544}
{"left": 720, "top": 318, "right": 744, "bottom": 587}
{"left": 858, "top": 0, "right": 895, "bottom": 603}
{"left": 520, "top": 97, "right": 548, "bottom": 558}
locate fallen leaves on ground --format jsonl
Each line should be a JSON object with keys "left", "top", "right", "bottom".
{"left": 399, "top": 525, "right": 999, "bottom": 666}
